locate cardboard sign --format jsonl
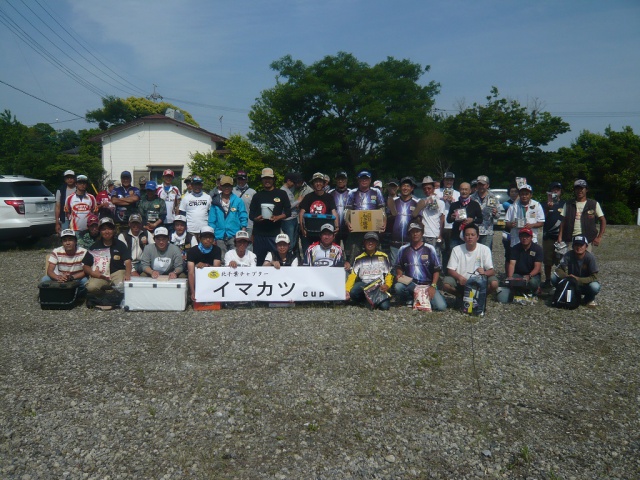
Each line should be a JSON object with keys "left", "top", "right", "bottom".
{"left": 349, "top": 210, "right": 385, "bottom": 232}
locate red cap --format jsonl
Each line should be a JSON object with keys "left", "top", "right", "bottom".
{"left": 519, "top": 227, "right": 533, "bottom": 237}
{"left": 87, "top": 213, "right": 99, "bottom": 226}
{"left": 163, "top": 169, "right": 175, "bottom": 177}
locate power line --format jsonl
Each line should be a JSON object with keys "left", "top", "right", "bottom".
{"left": 0, "top": 78, "right": 86, "bottom": 120}
{"left": 434, "top": 107, "right": 640, "bottom": 118}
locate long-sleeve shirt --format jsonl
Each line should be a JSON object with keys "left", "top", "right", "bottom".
{"left": 345, "top": 250, "right": 393, "bottom": 291}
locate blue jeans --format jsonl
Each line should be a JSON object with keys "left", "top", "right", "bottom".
{"left": 551, "top": 274, "right": 601, "bottom": 303}
{"left": 281, "top": 218, "right": 299, "bottom": 254}
{"left": 350, "top": 281, "right": 391, "bottom": 310}
{"left": 479, "top": 234, "right": 493, "bottom": 250}
{"left": 497, "top": 274, "right": 541, "bottom": 303}
{"left": 394, "top": 282, "right": 447, "bottom": 311}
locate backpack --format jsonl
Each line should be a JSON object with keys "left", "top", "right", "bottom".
{"left": 552, "top": 277, "right": 580, "bottom": 309}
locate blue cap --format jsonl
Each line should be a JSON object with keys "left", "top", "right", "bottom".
{"left": 121, "top": 170, "right": 132, "bottom": 178}
{"left": 191, "top": 176, "right": 203, "bottom": 184}
{"left": 145, "top": 180, "right": 157, "bottom": 190}
{"left": 357, "top": 170, "right": 372, "bottom": 179}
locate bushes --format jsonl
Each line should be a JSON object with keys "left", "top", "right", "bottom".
{"left": 606, "top": 201, "right": 635, "bottom": 225}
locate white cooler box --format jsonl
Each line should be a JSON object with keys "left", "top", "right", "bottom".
{"left": 124, "top": 277, "right": 188, "bottom": 311}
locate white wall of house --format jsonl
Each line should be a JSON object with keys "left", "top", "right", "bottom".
{"left": 101, "top": 122, "right": 217, "bottom": 185}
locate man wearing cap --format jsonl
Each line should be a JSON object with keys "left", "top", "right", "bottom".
{"left": 249, "top": 167, "right": 292, "bottom": 265}
{"left": 139, "top": 227, "right": 184, "bottom": 279}
{"left": 504, "top": 184, "right": 545, "bottom": 249}
{"left": 156, "top": 169, "right": 181, "bottom": 233}
{"left": 183, "top": 176, "right": 193, "bottom": 197}
{"left": 55, "top": 170, "right": 77, "bottom": 233}
{"left": 394, "top": 222, "right": 447, "bottom": 310}
{"left": 447, "top": 182, "right": 483, "bottom": 250}
{"left": 224, "top": 231, "right": 257, "bottom": 268}
{"left": 264, "top": 233, "right": 300, "bottom": 268}
{"left": 112, "top": 171, "right": 141, "bottom": 230}
{"left": 299, "top": 172, "right": 339, "bottom": 253}
{"left": 78, "top": 214, "right": 100, "bottom": 249}
{"left": 497, "top": 227, "right": 543, "bottom": 303}
{"left": 280, "top": 172, "right": 303, "bottom": 255}
{"left": 552, "top": 235, "right": 600, "bottom": 307}
{"left": 388, "top": 177, "right": 419, "bottom": 265}
{"left": 82, "top": 217, "right": 132, "bottom": 294}
{"left": 444, "top": 223, "right": 499, "bottom": 302}
{"left": 542, "top": 181, "right": 566, "bottom": 287}
{"left": 179, "top": 176, "right": 212, "bottom": 239}
{"left": 95, "top": 179, "right": 116, "bottom": 220}
{"left": 208, "top": 175, "right": 248, "bottom": 257}
{"left": 117, "top": 213, "right": 153, "bottom": 275}
{"left": 138, "top": 181, "right": 167, "bottom": 233}
{"left": 329, "top": 171, "right": 351, "bottom": 248}
{"left": 470, "top": 175, "right": 499, "bottom": 249}
{"left": 437, "top": 172, "right": 460, "bottom": 269}
{"left": 344, "top": 170, "right": 386, "bottom": 262}
{"left": 170, "top": 215, "right": 197, "bottom": 272}
{"left": 345, "top": 232, "right": 393, "bottom": 310}
{"left": 233, "top": 171, "right": 257, "bottom": 238}
{"left": 64, "top": 174, "right": 97, "bottom": 235}
{"left": 558, "top": 179, "right": 606, "bottom": 250}
{"left": 186, "top": 226, "right": 222, "bottom": 302}
{"left": 138, "top": 176, "right": 147, "bottom": 192}
{"left": 303, "top": 224, "right": 346, "bottom": 268}
{"left": 413, "top": 176, "right": 445, "bottom": 264}
{"left": 42, "top": 229, "right": 88, "bottom": 292}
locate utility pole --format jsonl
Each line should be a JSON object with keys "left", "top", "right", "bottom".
{"left": 147, "top": 84, "right": 163, "bottom": 102}
{"left": 219, "top": 115, "right": 223, "bottom": 133}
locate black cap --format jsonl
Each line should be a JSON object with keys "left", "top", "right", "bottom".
{"left": 548, "top": 181, "right": 563, "bottom": 190}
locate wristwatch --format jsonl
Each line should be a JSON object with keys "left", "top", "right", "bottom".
{"left": 430, "top": 283, "right": 437, "bottom": 289}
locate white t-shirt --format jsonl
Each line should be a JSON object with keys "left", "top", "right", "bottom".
{"left": 504, "top": 200, "right": 545, "bottom": 246}
{"left": 224, "top": 249, "right": 257, "bottom": 267}
{"left": 421, "top": 196, "right": 445, "bottom": 238}
{"left": 560, "top": 201, "right": 604, "bottom": 237}
{"left": 447, "top": 243, "right": 494, "bottom": 279}
{"left": 437, "top": 187, "right": 460, "bottom": 229}
{"left": 179, "top": 193, "right": 212, "bottom": 233}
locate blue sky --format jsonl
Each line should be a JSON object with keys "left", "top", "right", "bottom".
{"left": 1, "top": 0, "right": 639, "bottom": 150}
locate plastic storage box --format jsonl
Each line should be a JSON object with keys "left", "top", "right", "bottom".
{"left": 123, "top": 277, "right": 188, "bottom": 311}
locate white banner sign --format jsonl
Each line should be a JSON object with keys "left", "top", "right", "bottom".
{"left": 195, "top": 267, "right": 346, "bottom": 302}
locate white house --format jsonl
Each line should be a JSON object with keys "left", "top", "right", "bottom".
{"left": 90, "top": 114, "right": 227, "bottom": 188}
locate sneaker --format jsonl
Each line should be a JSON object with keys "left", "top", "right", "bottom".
{"left": 405, "top": 300, "right": 413, "bottom": 308}
{"left": 586, "top": 300, "right": 598, "bottom": 308}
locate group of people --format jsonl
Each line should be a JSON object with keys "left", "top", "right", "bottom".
{"left": 44, "top": 167, "right": 605, "bottom": 310}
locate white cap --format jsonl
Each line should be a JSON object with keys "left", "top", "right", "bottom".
{"left": 64, "top": 170, "right": 75, "bottom": 177}
{"left": 60, "top": 229, "right": 76, "bottom": 238}
{"left": 200, "top": 226, "right": 215, "bottom": 236}
{"left": 173, "top": 214, "right": 187, "bottom": 223}
{"left": 275, "top": 233, "right": 290, "bottom": 244}
{"left": 154, "top": 227, "right": 169, "bottom": 237}
{"left": 235, "top": 230, "right": 251, "bottom": 242}
{"left": 320, "top": 223, "right": 335, "bottom": 233}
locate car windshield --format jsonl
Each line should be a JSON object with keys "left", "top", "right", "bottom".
{"left": 0, "top": 181, "right": 53, "bottom": 197}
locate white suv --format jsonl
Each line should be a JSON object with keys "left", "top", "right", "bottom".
{"left": 0, "top": 175, "right": 56, "bottom": 242}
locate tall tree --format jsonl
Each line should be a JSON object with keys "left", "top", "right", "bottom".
{"left": 442, "top": 87, "right": 570, "bottom": 185}
{"left": 86, "top": 96, "right": 199, "bottom": 130}
{"left": 248, "top": 52, "right": 440, "bottom": 178}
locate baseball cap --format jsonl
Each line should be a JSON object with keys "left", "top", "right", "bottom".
{"left": 573, "top": 235, "right": 588, "bottom": 246}
{"left": 408, "top": 222, "right": 423, "bottom": 232}
{"left": 76, "top": 175, "right": 88, "bottom": 182}
{"left": 191, "top": 176, "right": 203, "bottom": 184}
{"left": 519, "top": 227, "right": 534, "bottom": 237}
{"left": 548, "top": 181, "right": 563, "bottom": 190}
{"left": 128, "top": 214, "right": 143, "bottom": 224}
{"left": 519, "top": 184, "right": 533, "bottom": 192}
{"left": 173, "top": 214, "right": 187, "bottom": 224}
{"left": 387, "top": 179, "right": 399, "bottom": 186}
{"left": 121, "top": 170, "right": 132, "bottom": 178}
{"left": 574, "top": 179, "right": 588, "bottom": 188}
{"left": 86, "top": 214, "right": 99, "bottom": 226}
{"left": 234, "top": 230, "right": 251, "bottom": 242}
{"left": 477, "top": 175, "right": 489, "bottom": 184}
{"left": 320, "top": 223, "right": 335, "bottom": 233}
{"left": 363, "top": 232, "right": 380, "bottom": 242}
{"left": 261, "top": 168, "right": 275, "bottom": 178}
{"left": 184, "top": 176, "right": 193, "bottom": 184}
{"left": 219, "top": 175, "right": 233, "bottom": 186}
{"left": 63, "top": 170, "right": 75, "bottom": 177}
{"left": 357, "top": 170, "right": 372, "bottom": 179}
{"left": 200, "top": 226, "right": 215, "bottom": 236}
{"left": 162, "top": 169, "right": 175, "bottom": 177}
{"left": 335, "top": 171, "right": 348, "bottom": 178}
{"left": 236, "top": 170, "right": 247, "bottom": 178}
{"left": 275, "top": 233, "right": 290, "bottom": 244}
{"left": 138, "top": 176, "right": 147, "bottom": 184}
{"left": 145, "top": 181, "right": 157, "bottom": 191}
{"left": 60, "top": 229, "right": 76, "bottom": 238}
{"left": 107, "top": 179, "right": 115, "bottom": 186}
{"left": 443, "top": 172, "right": 455, "bottom": 179}
{"left": 99, "top": 217, "right": 115, "bottom": 227}
{"left": 373, "top": 180, "right": 383, "bottom": 188}
{"left": 311, "top": 172, "right": 325, "bottom": 182}
{"left": 421, "top": 176, "right": 435, "bottom": 185}
{"left": 400, "top": 176, "right": 415, "bottom": 186}
{"left": 154, "top": 227, "right": 169, "bottom": 237}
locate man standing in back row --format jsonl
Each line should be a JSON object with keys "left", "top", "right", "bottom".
{"left": 558, "top": 179, "right": 606, "bottom": 250}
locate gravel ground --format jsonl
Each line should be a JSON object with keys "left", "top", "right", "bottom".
{"left": 1, "top": 227, "right": 639, "bottom": 479}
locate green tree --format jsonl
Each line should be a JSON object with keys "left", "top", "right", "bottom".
{"left": 442, "top": 87, "right": 570, "bottom": 186}
{"left": 248, "top": 52, "right": 440, "bottom": 178}
{"left": 86, "top": 96, "right": 199, "bottom": 130}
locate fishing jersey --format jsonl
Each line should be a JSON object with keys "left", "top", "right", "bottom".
{"left": 303, "top": 242, "right": 345, "bottom": 267}
{"left": 64, "top": 192, "right": 97, "bottom": 231}
{"left": 395, "top": 242, "right": 441, "bottom": 285}
{"left": 391, "top": 196, "right": 419, "bottom": 246}
{"left": 345, "top": 250, "right": 393, "bottom": 291}
{"left": 156, "top": 184, "right": 181, "bottom": 224}
{"left": 345, "top": 188, "right": 385, "bottom": 211}
{"left": 113, "top": 185, "right": 140, "bottom": 224}
{"left": 329, "top": 188, "right": 351, "bottom": 230}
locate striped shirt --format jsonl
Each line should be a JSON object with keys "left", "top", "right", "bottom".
{"left": 49, "top": 246, "right": 87, "bottom": 276}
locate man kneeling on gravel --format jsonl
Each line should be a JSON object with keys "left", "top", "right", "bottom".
{"left": 551, "top": 235, "right": 601, "bottom": 308}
